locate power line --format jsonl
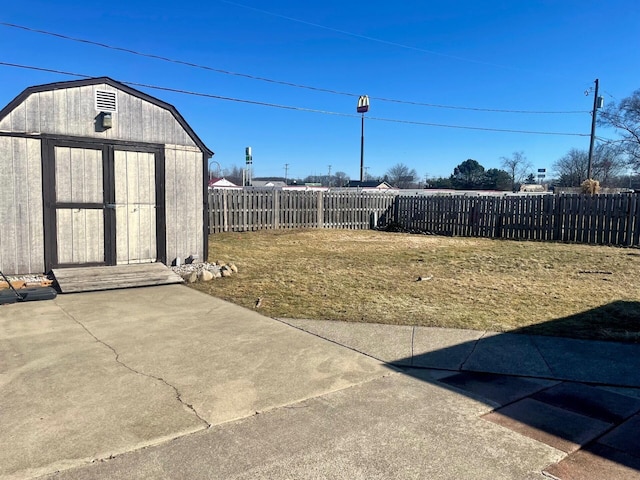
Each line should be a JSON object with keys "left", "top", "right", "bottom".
{"left": 366, "top": 115, "right": 588, "bottom": 136}
{"left": 0, "top": 61, "right": 589, "bottom": 137}
{"left": 0, "top": 22, "right": 588, "bottom": 115}
{"left": 218, "top": 0, "right": 572, "bottom": 81}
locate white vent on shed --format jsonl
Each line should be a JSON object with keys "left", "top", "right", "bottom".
{"left": 95, "top": 90, "right": 118, "bottom": 112}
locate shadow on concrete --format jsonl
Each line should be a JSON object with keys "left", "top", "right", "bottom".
{"left": 400, "top": 301, "right": 640, "bottom": 477}
{"left": 287, "top": 301, "right": 640, "bottom": 477}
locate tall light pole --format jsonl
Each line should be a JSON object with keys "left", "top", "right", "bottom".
{"left": 357, "top": 95, "right": 370, "bottom": 182}
{"left": 587, "top": 79, "right": 604, "bottom": 180}
{"left": 208, "top": 159, "right": 221, "bottom": 180}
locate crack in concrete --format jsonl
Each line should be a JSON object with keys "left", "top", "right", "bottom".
{"left": 529, "top": 335, "right": 556, "bottom": 378}
{"left": 410, "top": 326, "right": 416, "bottom": 367}
{"left": 273, "top": 317, "right": 392, "bottom": 365}
{"left": 459, "top": 330, "right": 488, "bottom": 371}
{"left": 59, "top": 306, "right": 210, "bottom": 428}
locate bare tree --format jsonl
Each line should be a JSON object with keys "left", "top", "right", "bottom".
{"left": 500, "top": 151, "right": 532, "bottom": 191}
{"left": 598, "top": 88, "right": 640, "bottom": 167}
{"left": 333, "top": 171, "right": 350, "bottom": 187}
{"left": 554, "top": 146, "right": 626, "bottom": 187}
{"left": 592, "top": 144, "right": 627, "bottom": 185}
{"left": 554, "top": 149, "right": 589, "bottom": 186}
{"left": 222, "top": 165, "right": 245, "bottom": 185}
{"left": 386, "top": 163, "right": 418, "bottom": 188}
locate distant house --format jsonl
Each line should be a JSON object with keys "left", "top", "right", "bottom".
{"left": 347, "top": 180, "right": 393, "bottom": 190}
{"left": 520, "top": 184, "right": 546, "bottom": 193}
{"left": 208, "top": 177, "right": 241, "bottom": 189}
{"left": 283, "top": 184, "right": 329, "bottom": 192}
{"left": 251, "top": 180, "right": 288, "bottom": 188}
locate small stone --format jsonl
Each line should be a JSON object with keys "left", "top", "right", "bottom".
{"left": 182, "top": 271, "right": 198, "bottom": 283}
{"left": 216, "top": 260, "right": 227, "bottom": 267}
{"left": 213, "top": 270, "right": 222, "bottom": 279}
{"left": 229, "top": 263, "right": 238, "bottom": 273}
{"left": 221, "top": 269, "right": 232, "bottom": 278}
{"left": 199, "top": 270, "right": 214, "bottom": 282}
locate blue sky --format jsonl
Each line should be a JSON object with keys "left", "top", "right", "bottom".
{"left": 1, "top": 0, "right": 639, "bottom": 181}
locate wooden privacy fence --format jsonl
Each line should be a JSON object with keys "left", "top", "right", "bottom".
{"left": 394, "top": 194, "right": 640, "bottom": 246}
{"left": 208, "top": 190, "right": 640, "bottom": 246}
{"left": 208, "top": 189, "right": 396, "bottom": 233}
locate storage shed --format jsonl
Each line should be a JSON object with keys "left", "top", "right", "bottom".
{"left": 0, "top": 77, "right": 213, "bottom": 276}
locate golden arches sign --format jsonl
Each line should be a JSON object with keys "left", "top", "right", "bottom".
{"left": 357, "top": 95, "right": 370, "bottom": 113}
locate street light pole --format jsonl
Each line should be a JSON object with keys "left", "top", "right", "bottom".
{"left": 208, "top": 159, "right": 221, "bottom": 180}
{"left": 357, "top": 95, "right": 370, "bottom": 182}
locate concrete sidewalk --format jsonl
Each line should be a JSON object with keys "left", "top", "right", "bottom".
{"left": 283, "top": 318, "right": 640, "bottom": 387}
{"left": 2, "top": 287, "right": 640, "bottom": 479}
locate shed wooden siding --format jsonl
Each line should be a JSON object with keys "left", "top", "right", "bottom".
{"left": 0, "top": 136, "right": 44, "bottom": 274}
{"left": 164, "top": 144, "right": 204, "bottom": 264}
{"left": 0, "top": 84, "right": 197, "bottom": 147}
{"left": 0, "top": 78, "right": 211, "bottom": 275}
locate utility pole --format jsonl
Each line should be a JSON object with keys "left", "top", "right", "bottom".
{"left": 327, "top": 165, "right": 332, "bottom": 187}
{"left": 284, "top": 163, "right": 289, "bottom": 185}
{"left": 587, "top": 78, "right": 601, "bottom": 180}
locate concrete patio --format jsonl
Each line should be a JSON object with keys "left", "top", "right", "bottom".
{"left": 2, "top": 285, "right": 640, "bottom": 479}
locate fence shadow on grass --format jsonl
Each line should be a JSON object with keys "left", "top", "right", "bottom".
{"left": 511, "top": 299, "right": 640, "bottom": 343}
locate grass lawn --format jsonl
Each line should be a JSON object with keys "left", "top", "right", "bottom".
{"left": 192, "top": 229, "right": 640, "bottom": 342}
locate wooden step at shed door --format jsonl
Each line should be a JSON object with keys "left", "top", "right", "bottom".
{"left": 52, "top": 263, "right": 183, "bottom": 293}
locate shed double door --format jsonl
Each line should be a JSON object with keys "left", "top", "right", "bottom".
{"left": 44, "top": 140, "right": 163, "bottom": 270}
{"left": 113, "top": 150, "right": 157, "bottom": 265}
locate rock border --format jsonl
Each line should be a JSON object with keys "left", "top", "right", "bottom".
{"left": 171, "top": 261, "right": 238, "bottom": 284}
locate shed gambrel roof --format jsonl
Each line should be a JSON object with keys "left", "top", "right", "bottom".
{"left": 0, "top": 76, "right": 213, "bottom": 156}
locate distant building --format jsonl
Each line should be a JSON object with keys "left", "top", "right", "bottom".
{"left": 251, "top": 180, "right": 288, "bottom": 188}
{"left": 283, "top": 184, "right": 329, "bottom": 191}
{"left": 519, "top": 184, "right": 546, "bottom": 193}
{"left": 347, "top": 180, "right": 393, "bottom": 190}
{"left": 208, "top": 177, "right": 241, "bottom": 189}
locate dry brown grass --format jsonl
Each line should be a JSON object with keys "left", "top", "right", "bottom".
{"left": 192, "top": 229, "right": 640, "bottom": 342}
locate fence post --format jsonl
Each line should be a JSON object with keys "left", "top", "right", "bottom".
{"left": 494, "top": 196, "right": 503, "bottom": 238}
{"left": 626, "top": 194, "right": 636, "bottom": 246}
{"left": 222, "top": 191, "right": 229, "bottom": 232}
{"left": 554, "top": 195, "right": 562, "bottom": 241}
{"left": 317, "top": 191, "right": 324, "bottom": 228}
{"left": 273, "top": 190, "right": 280, "bottom": 230}
{"left": 393, "top": 196, "right": 400, "bottom": 225}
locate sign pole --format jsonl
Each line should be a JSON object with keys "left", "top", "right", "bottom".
{"left": 357, "top": 95, "right": 370, "bottom": 183}
{"left": 360, "top": 113, "right": 365, "bottom": 182}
